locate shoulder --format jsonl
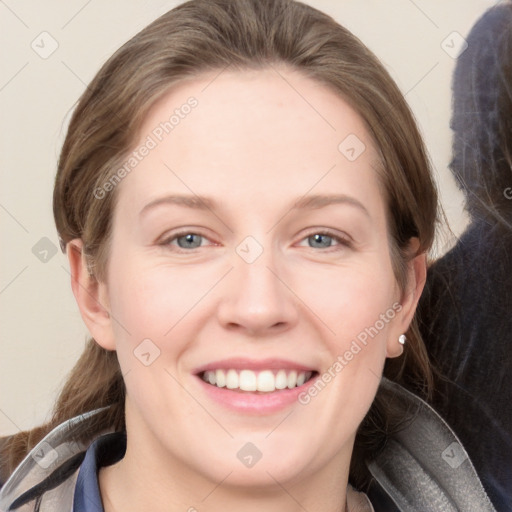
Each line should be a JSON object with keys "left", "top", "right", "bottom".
{"left": 0, "top": 408, "right": 120, "bottom": 512}
{"left": 365, "top": 379, "right": 497, "bottom": 511}
{"left": 1, "top": 388, "right": 497, "bottom": 512}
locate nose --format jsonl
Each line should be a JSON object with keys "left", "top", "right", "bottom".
{"left": 216, "top": 247, "right": 299, "bottom": 336}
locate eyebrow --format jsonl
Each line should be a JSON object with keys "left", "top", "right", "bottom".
{"left": 139, "top": 194, "right": 216, "bottom": 217}
{"left": 139, "top": 193, "right": 370, "bottom": 218}
{"left": 292, "top": 194, "right": 370, "bottom": 217}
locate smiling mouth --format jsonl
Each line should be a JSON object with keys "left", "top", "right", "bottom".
{"left": 198, "top": 368, "right": 318, "bottom": 393}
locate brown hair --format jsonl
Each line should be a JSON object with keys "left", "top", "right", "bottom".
{"left": 1, "top": 0, "right": 438, "bottom": 490}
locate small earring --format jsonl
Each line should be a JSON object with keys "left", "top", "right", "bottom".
{"left": 398, "top": 334, "right": 406, "bottom": 345}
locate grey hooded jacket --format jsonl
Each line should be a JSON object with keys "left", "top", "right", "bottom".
{"left": 0, "top": 379, "right": 498, "bottom": 512}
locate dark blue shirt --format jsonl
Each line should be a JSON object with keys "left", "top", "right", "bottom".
{"left": 73, "top": 432, "right": 126, "bottom": 512}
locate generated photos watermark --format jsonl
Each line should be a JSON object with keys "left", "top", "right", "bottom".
{"left": 298, "top": 301, "right": 403, "bottom": 405}
{"left": 93, "top": 96, "right": 198, "bottom": 200}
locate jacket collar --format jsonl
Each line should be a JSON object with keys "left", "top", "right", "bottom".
{"left": 367, "top": 379, "right": 496, "bottom": 511}
{"left": 0, "top": 379, "right": 496, "bottom": 511}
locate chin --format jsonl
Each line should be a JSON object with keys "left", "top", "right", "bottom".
{"left": 223, "top": 437, "right": 323, "bottom": 487}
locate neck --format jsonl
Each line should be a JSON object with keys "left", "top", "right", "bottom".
{"left": 99, "top": 437, "right": 351, "bottom": 512}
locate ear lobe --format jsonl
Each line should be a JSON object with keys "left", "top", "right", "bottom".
{"left": 386, "top": 239, "right": 427, "bottom": 358}
{"left": 67, "top": 239, "right": 116, "bottom": 351}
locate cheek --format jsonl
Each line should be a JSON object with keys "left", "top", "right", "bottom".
{"left": 295, "top": 256, "right": 398, "bottom": 341}
{"left": 104, "top": 257, "right": 206, "bottom": 411}
{"left": 294, "top": 257, "right": 398, "bottom": 407}
{"left": 107, "top": 255, "right": 214, "bottom": 335}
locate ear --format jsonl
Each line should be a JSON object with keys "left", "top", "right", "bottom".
{"left": 386, "top": 238, "right": 427, "bottom": 358}
{"left": 67, "top": 239, "right": 116, "bottom": 351}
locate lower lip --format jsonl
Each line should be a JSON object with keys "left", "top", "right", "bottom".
{"left": 195, "top": 375, "right": 316, "bottom": 414}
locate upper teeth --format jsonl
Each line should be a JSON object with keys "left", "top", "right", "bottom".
{"left": 201, "top": 369, "right": 313, "bottom": 392}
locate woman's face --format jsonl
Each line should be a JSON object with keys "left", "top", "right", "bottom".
{"left": 78, "top": 67, "right": 421, "bottom": 492}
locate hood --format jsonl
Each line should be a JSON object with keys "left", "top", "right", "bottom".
{"left": 0, "top": 380, "right": 497, "bottom": 511}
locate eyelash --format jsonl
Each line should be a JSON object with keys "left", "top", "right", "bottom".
{"left": 159, "top": 229, "right": 352, "bottom": 252}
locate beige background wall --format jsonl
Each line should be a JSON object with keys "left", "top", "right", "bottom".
{"left": 0, "top": 0, "right": 496, "bottom": 435}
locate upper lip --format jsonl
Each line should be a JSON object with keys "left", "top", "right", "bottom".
{"left": 192, "top": 358, "right": 317, "bottom": 375}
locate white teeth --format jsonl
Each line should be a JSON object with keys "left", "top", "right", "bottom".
{"left": 239, "top": 370, "right": 257, "bottom": 391}
{"left": 201, "top": 369, "right": 313, "bottom": 393}
{"left": 216, "top": 369, "right": 226, "bottom": 387}
{"left": 257, "top": 370, "right": 275, "bottom": 392}
{"left": 275, "top": 370, "right": 288, "bottom": 389}
{"left": 287, "top": 370, "right": 297, "bottom": 389}
{"left": 226, "top": 369, "right": 238, "bottom": 389}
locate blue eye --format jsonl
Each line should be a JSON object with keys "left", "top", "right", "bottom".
{"left": 307, "top": 233, "right": 335, "bottom": 248}
{"left": 298, "top": 230, "right": 352, "bottom": 251}
{"left": 174, "top": 233, "right": 203, "bottom": 249}
{"left": 160, "top": 230, "right": 350, "bottom": 252}
{"left": 160, "top": 232, "right": 207, "bottom": 250}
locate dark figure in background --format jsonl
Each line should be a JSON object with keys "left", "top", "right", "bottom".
{"left": 418, "top": 3, "right": 512, "bottom": 511}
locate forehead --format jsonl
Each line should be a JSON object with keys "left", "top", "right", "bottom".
{"left": 116, "top": 67, "right": 386, "bottom": 218}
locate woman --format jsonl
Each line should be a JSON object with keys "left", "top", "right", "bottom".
{"left": 0, "top": 0, "right": 496, "bottom": 510}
